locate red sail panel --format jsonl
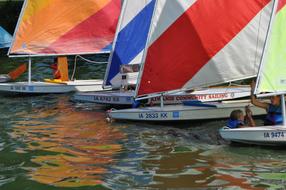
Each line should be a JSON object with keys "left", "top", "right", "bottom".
{"left": 278, "top": 0, "right": 286, "bottom": 12}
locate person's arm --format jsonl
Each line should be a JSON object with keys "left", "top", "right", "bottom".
{"left": 245, "top": 105, "right": 256, "bottom": 127}
{"left": 250, "top": 80, "right": 269, "bottom": 110}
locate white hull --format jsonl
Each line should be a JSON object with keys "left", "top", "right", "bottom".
{"left": 219, "top": 126, "right": 286, "bottom": 146}
{"left": 74, "top": 86, "right": 251, "bottom": 105}
{"left": 107, "top": 100, "right": 265, "bottom": 121}
{"left": 74, "top": 91, "right": 134, "bottom": 104}
{"left": 0, "top": 80, "right": 109, "bottom": 94}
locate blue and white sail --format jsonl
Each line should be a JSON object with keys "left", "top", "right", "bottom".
{"left": 103, "top": 0, "right": 156, "bottom": 88}
{"left": 0, "top": 26, "right": 12, "bottom": 49}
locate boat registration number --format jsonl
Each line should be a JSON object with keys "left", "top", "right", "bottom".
{"left": 10, "top": 86, "right": 34, "bottom": 92}
{"left": 138, "top": 111, "right": 180, "bottom": 119}
{"left": 138, "top": 112, "right": 168, "bottom": 119}
{"left": 264, "top": 132, "right": 285, "bottom": 138}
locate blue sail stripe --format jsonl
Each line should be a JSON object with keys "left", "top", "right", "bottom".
{"left": 106, "top": 0, "right": 156, "bottom": 85}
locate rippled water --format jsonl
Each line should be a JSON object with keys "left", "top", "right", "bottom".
{"left": 1, "top": 56, "right": 286, "bottom": 190}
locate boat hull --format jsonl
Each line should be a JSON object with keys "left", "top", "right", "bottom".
{"left": 0, "top": 80, "right": 109, "bottom": 94}
{"left": 219, "top": 126, "right": 286, "bottom": 146}
{"left": 75, "top": 86, "right": 251, "bottom": 105}
{"left": 107, "top": 100, "right": 265, "bottom": 121}
{"left": 74, "top": 91, "right": 134, "bottom": 104}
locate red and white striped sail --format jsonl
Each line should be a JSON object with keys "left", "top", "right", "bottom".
{"left": 136, "top": 0, "right": 272, "bottom": 97}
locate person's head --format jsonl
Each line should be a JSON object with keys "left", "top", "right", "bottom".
{"left": 230, "top": 109, "right": 244, "bottom": 121}
{"left": 270, "top": 95, "right": 281, "bottom": 105}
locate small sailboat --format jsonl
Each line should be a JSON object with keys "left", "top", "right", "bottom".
{"left": 74, "top": 0, "right": 253, "bottom": 106}
{"left": 220, "top": 0, "right": 286, "bottom": 146}
{"left": 0, "top": 26, "right": 12, "bottom": 49}
{"left": 0, "top": 0, "right": 121, "bottom": 94}
{"left": 107, "top": 0, "right": 272, "bottom": 121}
{"left": 74, "top": 0, "right": 156, "bottom": 102}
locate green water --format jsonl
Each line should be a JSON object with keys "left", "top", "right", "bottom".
{"left": 0, "top": 55, "right": 286, "bottom": 190}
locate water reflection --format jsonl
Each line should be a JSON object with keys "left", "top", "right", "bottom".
{"left": 10, "top": 96, "right": 125, "bottom": 188}
{"left": 3, "top": 95, "right": 286, "bottom": 189}
{"left": 106, "top": 123, "right": 286, "bottom": 189}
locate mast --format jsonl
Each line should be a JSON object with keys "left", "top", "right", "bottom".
{"left": 28, "top": 56, "right": 31, "bottom": 84}
{"left": 254, "top": 0, "right": 279, "bottom": 95}
{"left": 135, "top": 0, "right": 158, "bottom": 97}
{"left": 282, "top": 95, "right": 286, "bottom": 126}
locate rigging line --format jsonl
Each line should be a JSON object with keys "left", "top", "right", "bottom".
{"left": 77, "top": 55, "right": 108, "bottom": 64}
{"left": 71, "top": 55, "right": 78, "bottom": 80}
{"left": 70, "top": 55, "right": 109, "bottom": 80}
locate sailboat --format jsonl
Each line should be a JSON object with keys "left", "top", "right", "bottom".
{"left": 74, "top": 0, "right": 252, "bottom": 106}
{"left": 0, "top": 0, "right": 121, "bottom": 94}
{"left": 107, "top": 0, "right": 272, "bottom": 121}
{"left": 74, "top": 0, "right": 157, "bottom": 104}
{"left": 220, "top": 0, "right": 286, "bottom": 146}
{"left": 0, "top": 26, "right": 12, "bottom": 49}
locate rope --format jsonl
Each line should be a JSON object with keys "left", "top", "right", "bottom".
{"left": 71, "top": 55, "right": 108, "bottom": 80}
{"left": 77, "top": 55, "right": 108, "bottom": 64}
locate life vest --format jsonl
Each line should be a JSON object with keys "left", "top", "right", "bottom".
{"left": 226, "top": 119, "right": 244, "bottom": 129}
{"left": 264, "top": 104, "right": 283, "bottom": 126}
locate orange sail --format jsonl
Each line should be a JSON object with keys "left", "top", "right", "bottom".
{"left": 9, "top": 0, "right": 121, "bottom": 56}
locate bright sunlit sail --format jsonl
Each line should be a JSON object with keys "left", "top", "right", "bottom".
{"left": 8, "top": 0, "right": 121, "bottom": 56}
{"left": 136, "top": 0, "right": 272, "bottom": 97}
{"left": 256, "top": 0, "right": 286, "bottom": 94}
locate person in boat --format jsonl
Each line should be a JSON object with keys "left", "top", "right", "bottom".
{"left": 50, "top": 58, "right": 61, "bottom": 79}
{"left": 227, "top": 107, "right": 255, "bottom": 128}
{"left": 250, "top": 80, "right": 283, "bottom": 126}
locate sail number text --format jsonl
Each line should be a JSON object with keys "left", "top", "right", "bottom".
{"left": 264, "top": 132, "right": 285, "bottom": 138}
{"left": 138, "top": 112, "right": 168, "bottom": 119}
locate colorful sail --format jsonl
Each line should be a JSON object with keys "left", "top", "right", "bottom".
{"left": 9, "top": 0, "right": 121, "bottom": 56}
{"left": 256, "top": 0, "right": 286, "bottom": 94}
{"left": 0, "top": 26, "right": 12, "bottom": 48}
{"left": 104, "top": 0, "right": 156, "bottom": 88}
{"left": 136, "top": 0, "right": 272, "bottom": 97}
